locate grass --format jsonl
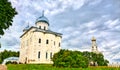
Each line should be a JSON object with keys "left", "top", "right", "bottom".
{"left": 7, "top": 64, "right": 120, "bottom": 70}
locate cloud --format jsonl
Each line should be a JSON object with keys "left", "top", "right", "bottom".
{"left": 112, "top": 52, "right": 120, "bottom": 60}
{"left": 105, "top": 19, "right": 120, "bottom": 28}
{"left": 88, "top": 0, "right": 102, "bottom": 6}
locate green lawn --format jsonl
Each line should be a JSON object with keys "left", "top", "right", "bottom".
{"left": 7, "top": 64, "right": 120, "bottom": 70}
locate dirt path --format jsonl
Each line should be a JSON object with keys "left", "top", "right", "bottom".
{"left": 0, "top": 65, "right": 7, "bottom": 70}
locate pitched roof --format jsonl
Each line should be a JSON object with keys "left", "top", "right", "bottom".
{"left": 20, "top": 26, "right": 62, "bottom": 38}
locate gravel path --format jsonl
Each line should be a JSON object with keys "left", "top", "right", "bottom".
{"left": 0, "top": 65, "right": 7, "bottom": 70}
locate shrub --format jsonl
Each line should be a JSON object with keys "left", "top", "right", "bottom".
{"left": 52, "top": 49, "right": 89, "bottom": 68}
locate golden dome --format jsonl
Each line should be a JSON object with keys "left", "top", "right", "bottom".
{"left": 91, "top": 36, "right": 96, "bottom": 41}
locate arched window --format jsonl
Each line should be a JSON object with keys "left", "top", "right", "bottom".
{"left": 46, "top": 52, "right": 48, "bottom": 59}
{"left": 50, "top": 52, "right": 52, "bottom": 59}
{"left": 44, "top": 26, "right": 46, "bottom": 30}
{"left": 38, "top": 51, "right": 40, "bottom": 58}
{"left": 54, "top": 41, "right": 55, "bottom": 46}
{"left": 59, "top": 42, "right": 61, "bottom": 47}
{"left": 46, "top": 39, "right": 49, "bottom": 44}
{"left": 39, "top": 38, "right": 41, "bottom": 43}
{"left": 39, "top": 26, "right": 41, "bottom": 29}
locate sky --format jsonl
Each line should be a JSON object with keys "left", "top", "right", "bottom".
{"left": 0, "top": 0, "right": 120, "bottom": 63}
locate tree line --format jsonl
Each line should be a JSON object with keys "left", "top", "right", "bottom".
{"left": 0, "top": 50, "right": 19, "bottom": 63}
{"left": 52, "top": 49, "right": 109, "bottom": 68}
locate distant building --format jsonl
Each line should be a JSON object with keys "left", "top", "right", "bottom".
{"left": 19, "top": 12, "right": 62, "bottom": 64}
{"left": 89, "top": 37, "right": 101, "bottom": 66}
{"left": 2, "top": 57, "right": 19, "bottom": 65}
{"left": 91, "top": 37, "right": 100, "bottom": 54}
{"left": 108, "top": 62, "right": 120, "bottom": 67}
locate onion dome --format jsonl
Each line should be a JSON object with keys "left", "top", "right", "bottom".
{"left": 36, "top": 11, "right": 49, "bottom": 26}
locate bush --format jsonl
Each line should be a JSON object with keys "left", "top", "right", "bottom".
{"left": 52, "top": 49, "right": 89, "bottom": 68}
{"left": 52, "top": 50, "right": 109, "bottom": 68}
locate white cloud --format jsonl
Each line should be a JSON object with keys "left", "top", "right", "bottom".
{"left": 105, "top": 19, "right": 120, "bottom": 28}
{"left": 88, "top": 0, "right": 102, "bottom": 6}
{"left": 85, "top": 21, "right": 96, "bottom": 28}
{"left": 112, "top": 52, "right": 120, "bottom": 59}
{"left": 87, "top": 29, "right": 97, "bottom": 34}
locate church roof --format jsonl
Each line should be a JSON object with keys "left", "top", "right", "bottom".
{"left": 20, "top": 27, "right": 62, "bottom": 38}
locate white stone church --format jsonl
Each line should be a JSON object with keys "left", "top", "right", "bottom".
{"left": 19, "top": 12, "right": 62, "bottom": 64}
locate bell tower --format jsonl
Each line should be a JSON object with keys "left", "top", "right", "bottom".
{"left": 91, "top": 36, "right": 99, "bottom": 53}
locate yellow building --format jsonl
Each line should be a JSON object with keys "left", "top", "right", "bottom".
{"left": 19, "top": 13, "right": 62, "bottom": 64}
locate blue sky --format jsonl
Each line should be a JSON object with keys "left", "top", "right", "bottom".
{"left": 0, "top": 0, "right": 120, "bottom": 63}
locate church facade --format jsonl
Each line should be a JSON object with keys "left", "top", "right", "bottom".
{"left": 19, "top": 13, "right": 62, "bottom": 64}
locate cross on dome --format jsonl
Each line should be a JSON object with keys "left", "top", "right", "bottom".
{"left": 42, "top": 10, "right": 44, "bottom": 17}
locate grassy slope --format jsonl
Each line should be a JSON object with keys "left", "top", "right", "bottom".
{"left": 7, "top": 64, "right": 120, "bottom": 70}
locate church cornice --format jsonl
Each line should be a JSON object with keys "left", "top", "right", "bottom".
{"left": 34, "top": 28, "right": 62, "bottom": 38}
{"left": 20, "top": 26, "right": 36, "bottom": 38}
{"left": 20, "top": 26, "right": 62, "bottom": 38}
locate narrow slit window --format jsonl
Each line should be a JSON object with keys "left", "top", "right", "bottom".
{"left": 59, "top": 42, "right": 60, "bottom": 47}
{"left": 44, "top": 26, "right": 46, "bottom": 30}
{"left": 46, "top": 52, "right": 48, "bottom": 59}
{"left": 38, "top": 51, "right": 40, "bottom": 58}
{"left": 39, "top": 26, "right": 41, "bottom": 29}
{"left": 54, "top": 41, "right": 55, "bottom": 46}
{"left": 39, "top": 39, "right": 41, "bottom": 43}
{"left": 50, "top": 52, "right": 52, "bottom": 59}
{"left": 46, "top": 39, "right": 49, "bottom": 44}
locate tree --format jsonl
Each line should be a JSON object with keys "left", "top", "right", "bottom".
{"left": 0, "top": 0, "right": 17, "bottom": 35}
{"left": 52, "top": 50, "right": 109, "bottom": 68}
{"left": 82, "top": 51, "right": 109, "bottom": 66}
{"left": 52, "top": 49, "right": 89, "bottom": 68}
